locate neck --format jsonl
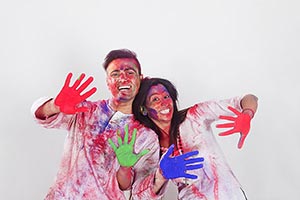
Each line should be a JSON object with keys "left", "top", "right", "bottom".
{"left": 153, "top": 119, "right": 171, "bottom": 133}
{"left": 160, "top": 125, "right": 170, "bottom": 135}
{"left": 109, "top": 98, "right": 133, "bottom": 114}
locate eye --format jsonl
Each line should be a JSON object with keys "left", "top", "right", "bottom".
{"left": 126, "top": 69, "right": 136, "bottom": 75}
{"left": 110, "top": 71, "right": 119, "bottom": 77}
{"left": 164, "top": 95, "right": 170, "bottom": 99}
{"left": 150, "top": 96, "right": 160, "bottom": 102}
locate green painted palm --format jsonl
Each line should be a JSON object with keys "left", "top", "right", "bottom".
{"left": 108, "top": 124, "right": 149, "bottom": 167}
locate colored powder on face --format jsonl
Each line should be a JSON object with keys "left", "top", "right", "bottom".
{"left": 147, "top": 107, "right": 159, "bottom": 120}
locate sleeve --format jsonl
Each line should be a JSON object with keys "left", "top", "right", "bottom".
{"left": 31, "top": 97, "right": 80, "bottom": 130}
{"left": 190, "top": 95, "right": 243, "bottom": 123}
{"left": 130, "top": 129, "right": 168, "bottom": 200}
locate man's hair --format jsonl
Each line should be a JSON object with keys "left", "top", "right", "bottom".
{"left": 103, "top": 49, "right": 141, "bottom": 74}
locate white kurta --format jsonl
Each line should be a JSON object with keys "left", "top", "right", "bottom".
{"left": 174, "top": 97, "right": 248, "bottom": 200}
{"left": 32, "top": 98, "right": 163, "bottom": 200}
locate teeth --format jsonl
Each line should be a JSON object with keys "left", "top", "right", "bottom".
{"left": 119, "top": 85, "right": 130, "bottom": 90}
{"left": 160, "top": 109, "right": 170, "bottom": 114}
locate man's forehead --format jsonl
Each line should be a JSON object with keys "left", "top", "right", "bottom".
{"left": 107, "top": 58, "right": 138, "bottom": 70}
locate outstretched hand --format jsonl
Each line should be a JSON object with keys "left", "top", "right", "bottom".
{"left": 108, "top": 124, "right": 149, "bottom": 167}
{"left": 54, "top": 72, "right": 97, "bottom": 114}
{"left": 216, "top": 106, "right": 252, "bottom": 149}
{"left": 159, "top": 144, "right": 204, "bottom": 179}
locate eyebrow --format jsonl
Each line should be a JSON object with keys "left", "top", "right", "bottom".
{"left": 148, "top": 91, "right": 167, "bottom": 99}
{"left": 110, "top": 67, "right": 138, "bottom": 74}
{"left": 124, "top": 67, "right": 138, "bottom": 73}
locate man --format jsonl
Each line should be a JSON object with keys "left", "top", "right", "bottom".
{"left": 31, "top": 49, "right": 164, "bottom": 199}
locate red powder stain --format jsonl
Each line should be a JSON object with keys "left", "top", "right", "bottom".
{"left": 210, "top": 158, "right": 219, "bottom": 200}
{"left": 188, "top": 104, "right": 199, "bottom": 117}
{"left": 89, "top": 131, "right": 114, "bottom": 164}
{"left": 191, "top": 185, "right": 207, "bottom": 199}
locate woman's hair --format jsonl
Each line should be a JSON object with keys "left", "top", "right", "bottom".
{"left": 133, "top": 77, "right": 188, "bottom": 146}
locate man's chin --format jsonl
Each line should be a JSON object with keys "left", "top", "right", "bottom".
{"left": 117, "top": 96, "right": 132, "bottom": 103}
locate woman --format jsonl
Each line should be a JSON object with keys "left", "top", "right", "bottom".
{"left": 132, "top": 77, "right": 258, "bottom": 200}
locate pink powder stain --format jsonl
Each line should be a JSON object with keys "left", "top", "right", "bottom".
{"left": 191, "top": 185, "right": 207, "bottom": 199}
{"left": 89, "top": 131, "right": 114, "bottom": 165}
{"left": 210, "top": 157, "right": 219, "bottom": 200}
{"left": 188, "top": 104, "right": 199, "bottom": 117}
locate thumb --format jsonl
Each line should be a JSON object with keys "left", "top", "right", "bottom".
{"left": 75, "top": 106, "right": 89, "bottom": 113}
{"left": 108, "top": 139, "right": 117, "bottom": 152}
{"left": 238, "top": 133, "right": 247, "bottom": 149}
{"left": 137, "top": 149, "right": 150, "bottom": 159}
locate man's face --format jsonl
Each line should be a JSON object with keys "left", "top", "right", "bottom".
{"left": 106, "top": 58, "right": 142, "bottom": 103}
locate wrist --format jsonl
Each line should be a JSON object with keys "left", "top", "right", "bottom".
{"left": 118, "top": 165, "right": 133, "bottom": 172}
{"left": 242, "top": 108, "right": 255, "bottom": 119}
{"left": 50, "top": 99, "right": 60, "bottom": 112}
{"left": 157, "top": 167, "right": 167, "bottom": 181}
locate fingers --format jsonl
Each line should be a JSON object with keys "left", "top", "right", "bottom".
{"left": 124, "top": 124, "right": 129, "bottom": 144}
{"left": 137, "top": 149, "right": 150, "bottom": 158}
{"left": 63, "top": 72, "right": 73, "bottom": 87}
{"left": 117, "top": 130, "right": 123, "bottom": 145}
{"left": 185, "top": 157, "right": 204, "bottom": 165}
{"left": 68, "top": 73, "right": 97, "bottom": 101}
{"left": 72, "top": 73, "right": 86, "bottom": 89}
{"left": 165, "top": 144, "right": 175, "bottom": 158}
{"left": 108, "top": 139, "right": 117, "bottom": 152}
{"left": 77, "top": 76, "right": 94, "bottom": 94}
{"left": 178, "top": 150, "right": 199, "bottom": 159}
{"left": 129, "top": 128, "right": 137, "bottom": 146}
{"left": 186, "top": 163, "right": 204, "bottom": 171}
{"left": 216, "top": 122, "right": 235, "bottom": 128}
{"left": 182, "top": 173, "right": 198, "bottom": 180}
{"left": 227, "top": 106, "right": 241, "bottom": 116}
{"left": 80, "top": 87, "right": 97, "bottom": 101}
{"left": 218, "top": 129, "right": 236, "bottom": 136}
{"left": 218, "top": 115, "right": 236, "bottom": 121}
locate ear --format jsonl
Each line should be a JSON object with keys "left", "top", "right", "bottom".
{"left": 140, "top": 106, "right": 148, "bottom": 116}
{"left": 139, "top": 74, "right": 143, "bottom": 80}
{"left": 106, "top": 76, "right": 109, "bottom": 87}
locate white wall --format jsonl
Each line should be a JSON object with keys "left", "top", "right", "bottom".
{"left": 1, "top": 0, "right": 299, "bottom": 199}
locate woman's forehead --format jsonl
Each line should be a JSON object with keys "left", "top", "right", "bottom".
{"left": 148, "top": 84, "right": 169, "bottom": 95}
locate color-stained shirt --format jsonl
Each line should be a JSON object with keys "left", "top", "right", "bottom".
{"left": 174, "top": 96, "right": 248, "bottom": 200}
{"left": 32, "top": 98, "right": 162, "bottom": 200}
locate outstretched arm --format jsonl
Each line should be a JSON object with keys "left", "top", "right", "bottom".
{"left": 35, "top": 98, "right": 60, "bottom": 120}
{"left": 216, "top": 94, "right": 258, "bottom": 148}
{"left": 35, "top": 72, "right": 97, "bottom": 119}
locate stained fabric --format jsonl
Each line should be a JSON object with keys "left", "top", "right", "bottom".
{"left": 32, "top": 98, "right": 163, "bottom": 200}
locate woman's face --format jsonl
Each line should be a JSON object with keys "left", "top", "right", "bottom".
{"left": 145, "top": 84, "right": 174, "bottom": 126}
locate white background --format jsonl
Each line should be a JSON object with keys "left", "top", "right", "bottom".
{"left": 1, "top": 0, "right": 299, "bottom": 199}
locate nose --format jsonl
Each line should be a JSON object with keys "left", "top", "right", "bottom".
{"left": 117, "top": 71, "right": 128, "bottom": 81}
{"left": 161, "top": 98, "right": 169, "bottom": 106}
